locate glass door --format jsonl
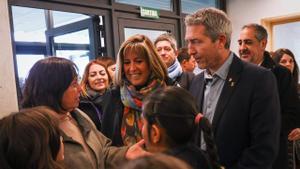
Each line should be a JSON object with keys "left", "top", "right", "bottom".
{"left": 46, "top": 16, "right": 103, "bottom": 76}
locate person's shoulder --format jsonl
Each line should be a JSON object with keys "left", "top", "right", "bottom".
{"left": 104, "top": 85, "right": 121, "bottom": 98}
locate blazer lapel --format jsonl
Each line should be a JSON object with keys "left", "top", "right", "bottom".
{"left": 212, "top": 55, "right": 243, "bottom": 132}
{"left": 196, "top": 73, "right": 205, "bottom": 112}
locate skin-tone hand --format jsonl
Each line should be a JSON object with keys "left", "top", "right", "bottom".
{"left": 125, "top": 139, "right": 152, "bottom": 160}
{"left": 288, "top": 128, "right": 300, "bottom": 141}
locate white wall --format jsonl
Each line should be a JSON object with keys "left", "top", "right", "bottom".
{"left": 0, "top": 0, "right": 19, "bottom": 118}
{"left": 227, "top": 0, "right": 300, "bottom": 54}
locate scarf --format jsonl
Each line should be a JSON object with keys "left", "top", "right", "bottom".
{"left": 168, "top": 59, "right": 183, "bottom": 82}
{"left": 120, "top": 79, "right": 165, "bottom": 146}
{"left": 85, "top": 87, "right": 105, "bottom": 121}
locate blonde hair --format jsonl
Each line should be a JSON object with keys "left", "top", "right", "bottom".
{"left": 115, "top": 34, "right": 168, "bottom": 86}
{"left": 185, "top": 7, "right": 232, "bottom": 49}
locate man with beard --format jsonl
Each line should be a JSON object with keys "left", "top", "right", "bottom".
{"left": 186, "top": 8, "right": 280, "bottom": 169}
{"left": 238, "top": 23, "right": 300, "bottom": 169}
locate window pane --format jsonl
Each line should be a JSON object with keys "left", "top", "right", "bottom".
{"left": 54, "top": 29, "right": 90, "bottom": 44}
{"left": 181, "top": 0, "right": 217, "bottom": 14}
{"left": 115, "top": 0, "right": 172, "bottom": 11}
{"left": 12, "top": 6, "right": 46, "bottom": 42}
{"left": 16, "top": 55, "right": 45, "bottom": 89}
{"left": 52, "top": 11, "right": 90, "bottom": 28}
{"left": 124, "top": 28, "right": 167, "bottom": 42}
{"left": 56, "top": 50, "right": 90, "bottom": 78}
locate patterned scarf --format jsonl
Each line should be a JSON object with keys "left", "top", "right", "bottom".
{"left": 168, "top": 59, "right": 183, "bottom": 82}
{"left": 120, "top": 79, "right": 165, "bottom": 146}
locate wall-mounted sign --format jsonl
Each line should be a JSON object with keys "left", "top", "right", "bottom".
{"left": 140, "top": 7, "right": 159, "bottom": 19}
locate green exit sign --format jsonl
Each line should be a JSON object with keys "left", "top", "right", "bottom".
{"left": 140, "top": 7, "right": 159, "bottom": 19}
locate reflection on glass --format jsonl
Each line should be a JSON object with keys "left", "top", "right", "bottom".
{"left": 54, "top": 29, "right": 90, "bottom": 44}
{"left": 52, "top": 11, "right": 90, "bottom": 28}
{"left": 274, "top": 22, "right": 300, "bottom": 75}
{"left": 56, "top": 50, "right": 90, "bottom": 77}
{"left": 116, "top": 0, "right": 172, "bottom": 11}
{"left": 12, "top": 6, "right": 46, "bottom": 42}
{"left": 124, "top": 28, "right": 167, "bottom": 42}
{"left": 16, "top": 54, "right": 45, "bottom": 88}
{"left": 181, "top": 0, "right": 217, "bottom": 14}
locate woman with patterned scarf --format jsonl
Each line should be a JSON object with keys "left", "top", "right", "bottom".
{"left": 101, "top": 34, "right": 170, "bottom": 146}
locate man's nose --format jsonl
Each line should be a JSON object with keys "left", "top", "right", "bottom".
{"left": 239, "top": 42, "right": 247, "bottom": 50}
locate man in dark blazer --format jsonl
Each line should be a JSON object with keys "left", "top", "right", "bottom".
{"left": 238, "top": 23, "right": 300, "bottom": 169}
{"left": 185, "top": 8, "right": 281, "bottom": 169}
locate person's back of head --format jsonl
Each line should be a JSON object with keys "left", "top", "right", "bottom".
{"left": 142, "top": 86, "right": 221, "bottom": 169}
{"left": 0, "top": 106, "right": 64, "bottom": 169}
{"left": 121, "top": 154, "right": 192, "bottom": 169}
{"left": 177, "top": 48, "right": 195, "bottom": 72}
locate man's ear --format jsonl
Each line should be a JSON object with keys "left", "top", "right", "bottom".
{"left": 217, "top": 34, "right": 227, "bottom": 48}
{"left": 260, "top": 38, "right": 267, "bottom": 49}
{"left": 151, "top": 124, "right": 161, "bottom": 144}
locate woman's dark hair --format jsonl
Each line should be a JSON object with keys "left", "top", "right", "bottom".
{"left": 22, "top": 57, "right": 78, "bottom": 113}
{"left": 121, "top": 153, "right": 192, "bottom": 169}
{"left": 273, "top": 48, "right": 299, "bottom": 86}
{"left": 0, "top": 106, "right": 63, "bottom": 169}
{"left": 142, "top": 86, "right": 220, "bottom": 169}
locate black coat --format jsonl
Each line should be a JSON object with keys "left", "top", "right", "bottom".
{"left": 166, "top": 144, "right": 212, "bottom": 169}
{"left": 261, "top": 52, "right": 300, "bottom": 169}
{"left": 174, "top": 72, "right": 195, "bottom": 90}
{"left": 78, "top": 94, "right": 104, "bottom": 131}
{"left": 101, "top": 86, "right": 124, "bottom": 146}
{"left": 189, "top": 54, "right": 281, "bottom": 169}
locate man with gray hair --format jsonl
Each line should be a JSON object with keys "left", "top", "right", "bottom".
{"left": 239, "top": 23, "right": 300, "bottom": 169}
{"left": 186, "top": 8, "right": 280, "bottom": 169}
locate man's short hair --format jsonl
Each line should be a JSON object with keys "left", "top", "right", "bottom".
{"left": 184, "top": 7, "right": 232, "bottom": 49}
{"left": 242, "top": 23, "right": 268, "bottom": 41}
{"left": 154, "top": 33, "right": 177, "bottom": 51}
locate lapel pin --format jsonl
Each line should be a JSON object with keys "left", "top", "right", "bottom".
{"left": 228, "top": 78, "right": 232, "bottom": 82}
{"left": 230, "top": 82, "right": 235, "bottom": 87}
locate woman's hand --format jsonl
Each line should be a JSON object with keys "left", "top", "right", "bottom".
{"left": 288, "top": 128, "right": 300, "bottom": 141}
{"left": 125, "top": 139, "right": 152, "bottom": 160}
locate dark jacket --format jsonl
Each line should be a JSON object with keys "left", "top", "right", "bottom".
{"left": 101, "top": 86, "right": 124, "bottom": 146}
{"left": 261, "top": 52, "right": 300, "bottom": 169}
{"left": 166, "top": 144, "right": 212, "bottom": 169}
{"left": 174, "top": 72, "right": 195, "bottom": 90}
{"left": 79, "top": 95, "right": 104, "bottom": 131}
{"left": 189, "top": 54, "right": 281, "bottom": 169}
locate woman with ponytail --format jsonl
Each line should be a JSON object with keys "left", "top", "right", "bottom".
{"left": 141, "top": 86, "right": 222, "bottom": 169}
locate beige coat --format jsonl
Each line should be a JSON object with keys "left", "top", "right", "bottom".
{"left": 62, "top": 108, "right": 128, "bottom": 169}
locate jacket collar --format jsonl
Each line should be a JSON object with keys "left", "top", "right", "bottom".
{"left": 212, "top": 54, "right": 243, "bottom": 132}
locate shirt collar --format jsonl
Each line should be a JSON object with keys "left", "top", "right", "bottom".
{"left": 204, "top": 52, "right": 234, "bottom": 80}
